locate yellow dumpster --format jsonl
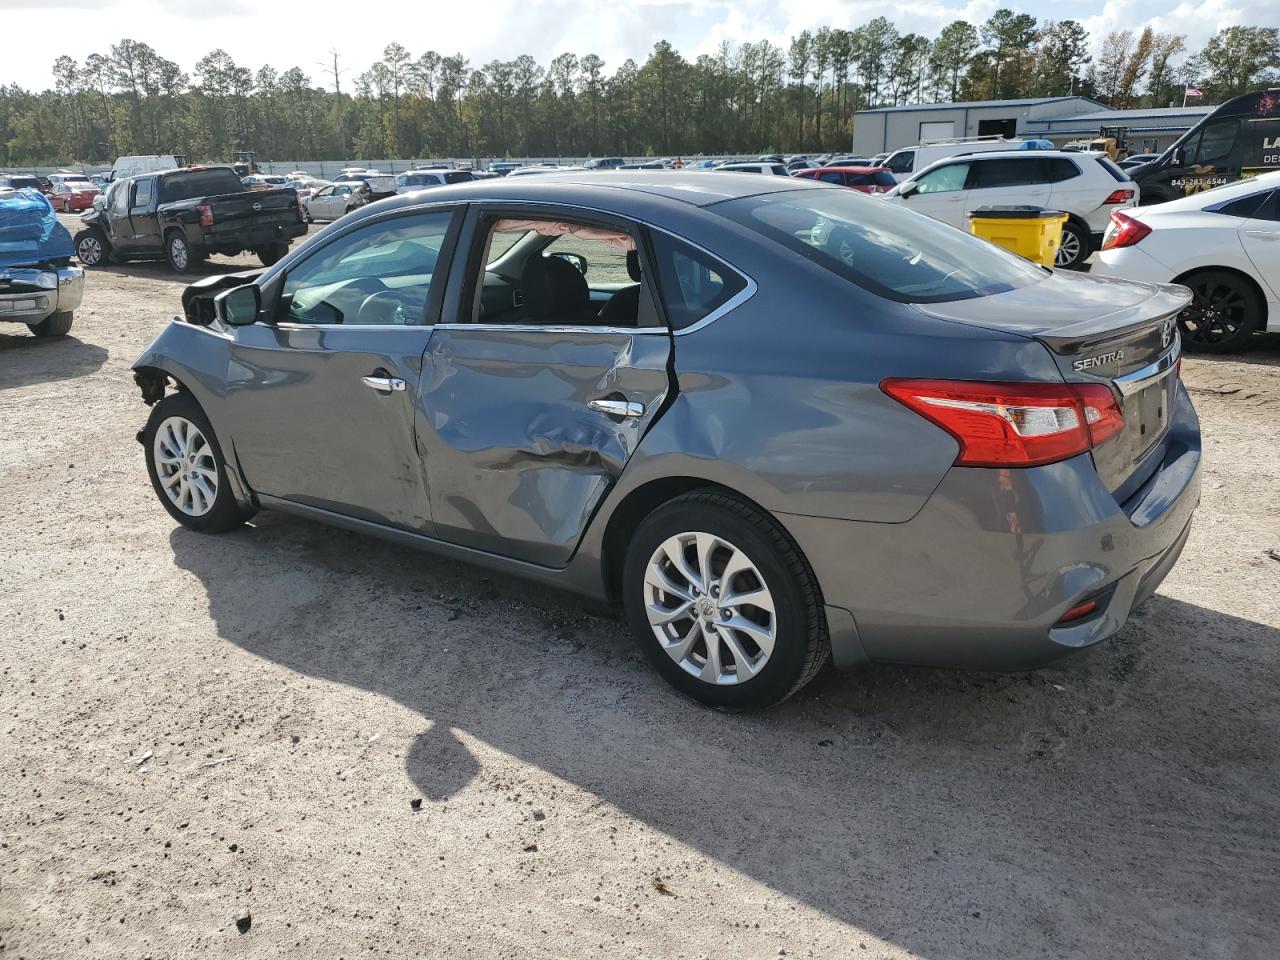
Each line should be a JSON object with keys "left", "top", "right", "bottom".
{"left": 967, "top": 206, "right": 1068, "bottom": 267}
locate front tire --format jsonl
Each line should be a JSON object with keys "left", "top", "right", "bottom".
{"left": 1176, "top": 269, "right": 1262, "bottom": 353}
{"left": 143, "top": 391, "right": 256, "bottom": 533}
{"left": 257, "top": 242, "right": 289, "bottom": 267}
{"left": 29, "top": 311, "right": 73, "bottom": 338}
{"left": 622, "top": 491, "right": 829, "bottom": 710}
{"left": 74, "top": 229, "right": 110, "bottom": 268}
{"left": 1054, "top": 219, "right": 1090, "bottom": 270}
{"left": 164, "top": 230, "right": 192, "bottom": 273}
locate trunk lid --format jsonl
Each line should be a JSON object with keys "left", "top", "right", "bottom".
{"left": 913, "top": 270, "right": 1190, "bottom": 500}
{"left": 196, "top": 187, "right": 301, "bottom": 233}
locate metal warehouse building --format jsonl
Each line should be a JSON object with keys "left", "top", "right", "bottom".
{"left": 852, "top": 97, "right": 1106, "bottom": 156}
{"left": 1022, "top": 105, "right": 1214, "bottom": 153}
{"left": 852, "top": 97, "right": 1211, "bottom": 156}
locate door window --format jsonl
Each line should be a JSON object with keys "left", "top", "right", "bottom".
{"left": 110, "top": 181, "right": 130, "bottom": 216}
{"left": 1043, "top": 158, "right": 1082, "bottom": 183}
{"left": 1191, "top": 119, "right": 1238, "bottom": 166}
{"left": 885, "top": 150, "right": 915, "bottom": 174}
{"left": 818, "top": 172, "right": 846, "bottom": 185}
{"left": 132, "top": 178, "right": 154, "bottom": 207}
{"left": 648, "top": 232, "right": 747, "bottom": 330}
{"left": 314, "top": 185, "right": 333, "bottom": 197}
{"left": 969, "top": 158, "right": 1045, "bottom": 189}
{"left": 914, "top": 162, "right": 970, "bottom": 194}
{"left": 277, "top": 211, "right": 454, "bottom": 326}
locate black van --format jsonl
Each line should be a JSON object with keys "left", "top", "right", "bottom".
{"left": 1130, "top": 88, "right": 1280, "bottom": 205}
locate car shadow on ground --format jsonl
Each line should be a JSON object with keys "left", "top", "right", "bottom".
{"left": 168, "top": 513, "right": 1278, "bottom": 957}
{"left": 0, "top": 331, "right": 108, "bottom": 391}
{"left": 87, "top": 259, "right": 261, "bottom": 283}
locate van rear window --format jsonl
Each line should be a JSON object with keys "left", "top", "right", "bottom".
{"left": 158, "top": 169, "right": 245, "bottom": 203}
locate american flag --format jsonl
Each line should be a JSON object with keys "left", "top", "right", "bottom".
{"left": 1185, "top": 85, "right": 1204, "bottom": 98}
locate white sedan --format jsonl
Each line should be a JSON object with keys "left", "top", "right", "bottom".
{"left": 1092, "top": 172, "right": 1280, "bottom": 353}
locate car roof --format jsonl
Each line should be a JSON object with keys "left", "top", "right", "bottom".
{"left": 341, "top": 171, "right": 813, "bottom": 228}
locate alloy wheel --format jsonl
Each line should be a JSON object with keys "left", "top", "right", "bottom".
{"left": 169, "top": 236, "right": 189, "bottom": 271}
{"left": 643, "top": 531, "right": 776, "bottom": 685}
{"left": 1180, "top": 279, "right": 1247, "bottom": 346}
{"left": 1055, "top": 229, "right": 1081, "bottom": 267}
{"left": 153, "top": 416, "right": 218, "bottom": 517}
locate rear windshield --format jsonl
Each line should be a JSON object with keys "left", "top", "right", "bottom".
{"left": 158, "top": 169, "right": 245, "bottom": 203}
{"left": 444, "top": 171, "right": 474, "bottom": 184}
{"left": 713, "top": 189, "right": 1045, "bottom": 304}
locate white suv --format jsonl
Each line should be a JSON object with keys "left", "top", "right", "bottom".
{"left": 884, "top": 151, "right": 1139, "bottom": 269}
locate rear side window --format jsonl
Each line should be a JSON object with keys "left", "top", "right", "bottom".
{"left": 715, "top": 189, "right": 1045, "bottom": 304}
{"left": 970, "top": 158, "right": 1045, "bottom": 188}
{"left": 819, "top": 172, "right": 845, "bottom": 185}
{"left": 1044, "top": 159, "right": 1082, "bottom": 183}
{"left": 771, "top": 165, "right": 788, "bottom": 176}
{"left": 872, "top": 171, "right": 897, "bottom": 188}
{"left": 444, "top": 171, "right": 474, "bottom": 184}
{"left": 1209, "top": 190, "right": 1272, "bottom": 219}
{"left": 1094, "top": 157, "right": 1129, "bottom": 182}
{"left": 648, "top": 232, "right": 748, "bottom": 330}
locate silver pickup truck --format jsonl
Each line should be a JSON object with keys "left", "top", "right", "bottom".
{"left": 0, "top": 262, "right": 85, "bottom": 337}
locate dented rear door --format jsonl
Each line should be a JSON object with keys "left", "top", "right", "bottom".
{"left": 416, "top": 325, "right": 671, "bottom": 566}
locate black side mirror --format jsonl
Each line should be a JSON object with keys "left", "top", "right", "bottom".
{"left": 550, "top": 251, "right": 588, "bottom": 274}
{"left": 215, "top": 284, "right": 261, "bottom": 326}
{"left": 1170, "top": 148, "right": 1185, "bottom": 167}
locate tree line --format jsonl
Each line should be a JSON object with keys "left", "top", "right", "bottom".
{"left": 1, "top": 17, "right": 1277, "bottom": 167}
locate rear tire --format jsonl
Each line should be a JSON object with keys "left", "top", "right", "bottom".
{"left": 143, "top": 391, "right": 256, "bottom": 533}
{"left": 622, "top": 490, "right": 829, "bottom": 710}
{"left": 257, "top": 242, "right": 289, "bottom": 267}
{"left": 29, "top": 311, "right": 73, "bottom": 338}
{"left": 1055, "top": 219, "right": 1090, "bottom": 270}
{"left": 1176, "top": 269, "right": 1262, "bottom": 353}
{"left": 164, "top": 230, "right": 192, "bottom": 274}
{"left": 74, "top": 229, "right": 110, "bottom": 268}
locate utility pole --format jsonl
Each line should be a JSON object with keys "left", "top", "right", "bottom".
{"left": 318, "top": 48, "right": 349, "bottom": 155}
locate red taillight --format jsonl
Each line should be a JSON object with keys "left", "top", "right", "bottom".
{"left": 1103, "top": 188, "right": 1135, "bottom": 204}
{"left": 198, "top": 203, "right": 213, "bottom": 227}
{"left": 881, "top": 379, "right": 1124, "bottom": 468}
{"left": 1102, "top": 211, "right": 1150, "bottom": 250}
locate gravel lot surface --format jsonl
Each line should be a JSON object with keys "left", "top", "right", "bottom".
{"left": 2, "top": 222, "right": 1279, "bottom": 960}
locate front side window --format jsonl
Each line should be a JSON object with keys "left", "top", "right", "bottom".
{"left": 278, "top": 211, "right": 454, "bottom": 326}
{"left": 715, "top": 188, "right": 1045, "bottom": 304}
{"left": 1191, "top": 118, "right": 1239, "bottom": 166}
{"left": 110, "top": 181, "right": 129, "bottom": 216}
{"left": 914, "top": 162, "right": 970, "bottom": 194}
{"left": 648, "top": 232, "right": 747, "bottom": 330}
{"left": 132, "top": 178, "right": 154, "bottom": 206}
{"left": 885, "top": 150, "right": 915, "bottom": 174}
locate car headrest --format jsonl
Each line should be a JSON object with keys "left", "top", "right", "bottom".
{"left": 522, "top": 254, "right": 589, "bottom": 317}
{"left": 626, "top": 249, "right": 641, "bottom": 282}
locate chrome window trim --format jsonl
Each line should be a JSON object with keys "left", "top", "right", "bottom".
{"left": 1115, "top": 339, "right": 1180, "bottom": 397}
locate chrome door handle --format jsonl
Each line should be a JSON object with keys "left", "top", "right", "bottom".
{"left": 361, "top": 375, "right": 406, "bottom": 393}
{"left": 1245, "top": 230, "right": 1280, "bottom": 240}
{"left": 588, "top": 398, "right": 645, "bottom": 418}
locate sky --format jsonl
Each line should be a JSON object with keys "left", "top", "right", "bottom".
{"left": 0, "top": 0, "right": 1275, "bottom": 89}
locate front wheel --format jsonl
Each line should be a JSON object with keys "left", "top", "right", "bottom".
{"left": 1177, "top": 269, "right": 1262, "bottom": 353}
{"left": 29, "top": 311, "right": 73, "bottom": 338}
{"left": 74, "top": 229, "right": 110, "bottom": 268}
{"left": 1054, "top": 220, "right": 1090, "bottom": 270}
{"left": 164, "top": 231, "right": 193, "bottom": 273}
{"left": 622, "top": 491, "right": 830, "bottom": 710}
{"left": 143, "top": 391, "right": 256, "bottom": 533}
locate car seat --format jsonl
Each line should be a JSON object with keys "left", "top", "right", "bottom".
{"left": 597, "top": 250, "right": 642, "bottom": 327}
{"left": 520, "top": 254, "right": 599, "bottom": 325}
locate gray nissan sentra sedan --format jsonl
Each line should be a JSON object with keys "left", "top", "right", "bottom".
{"left": 132, "top": 172, "right": 1200, "bottom": 709}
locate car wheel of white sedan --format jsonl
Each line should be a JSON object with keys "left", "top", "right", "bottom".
{"left": 1176, "top": 269, "right": 1263, "bottom": 354}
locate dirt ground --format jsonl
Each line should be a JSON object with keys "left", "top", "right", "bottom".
{"left": 2, "top": 221, "right": 1279, "bottom": 960}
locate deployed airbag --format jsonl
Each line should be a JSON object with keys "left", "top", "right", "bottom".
{"left": 0, "top": 188, "right": 75, "bottom": 268}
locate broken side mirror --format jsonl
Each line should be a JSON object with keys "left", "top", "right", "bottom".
{"left": 215, "top": 284, "right": 261, "bottom": 326}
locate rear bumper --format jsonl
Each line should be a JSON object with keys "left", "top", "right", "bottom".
{"left": 780, "top": 379, "right": 1201, "bottom": 671}
{"left": 202, "top": 220, "right": 306, "bottom": 251}
{"left": 0, "top": 264, "right": 84, "bottom": 324}
{"left": 1090, "top": 246, "right": 1173, "bottom": 283}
